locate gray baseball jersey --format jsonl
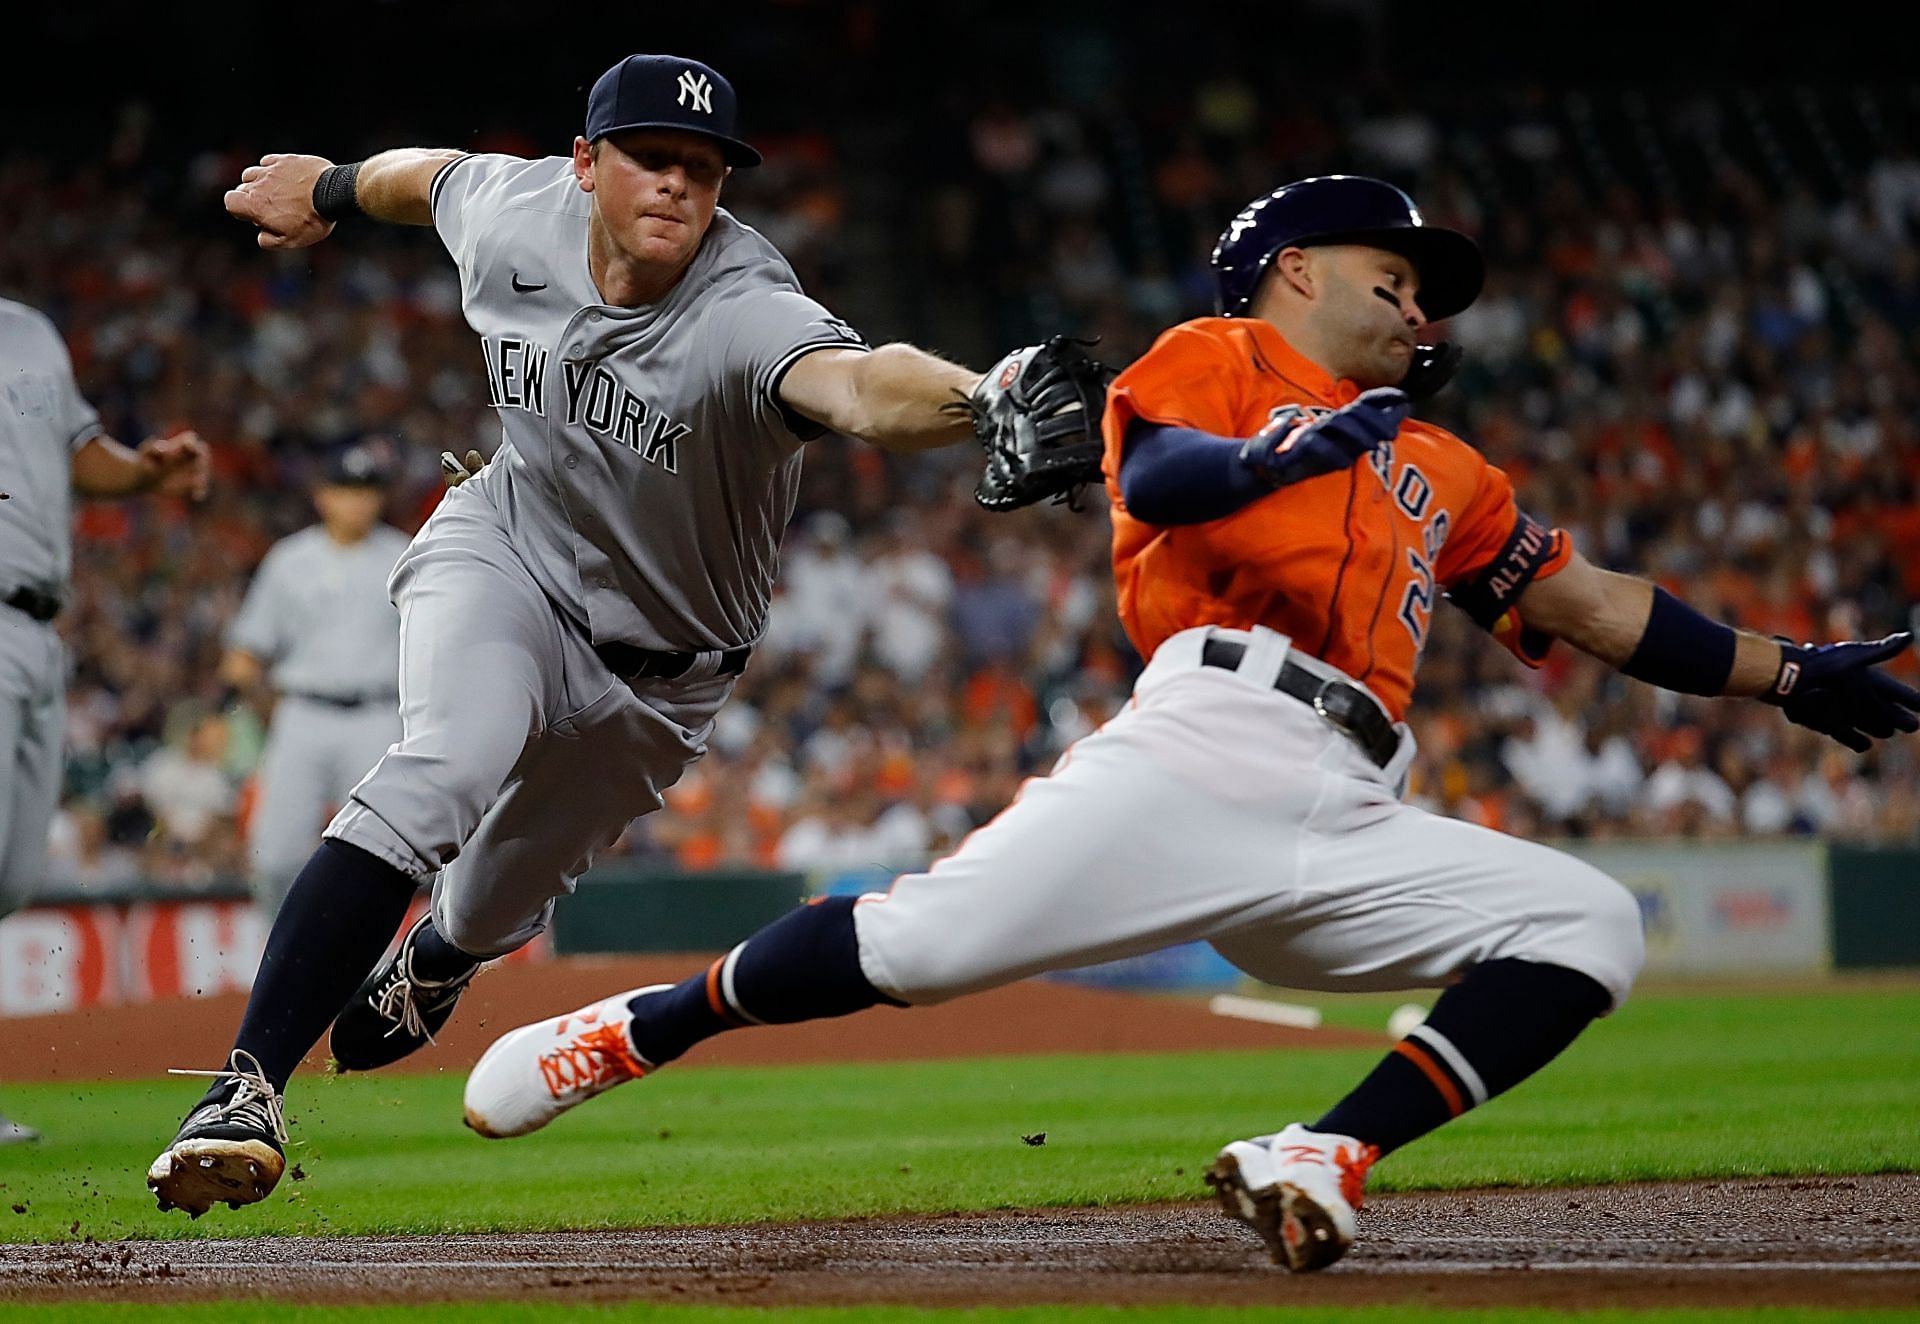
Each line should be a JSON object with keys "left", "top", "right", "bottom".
{"left": 0, "top": 298, "right": 105, "bottom": 598}
{"left": 429, "top": 154, "right": 868, "bottom": 652}
{"left": 0, "top": 298, "right": 102, "bottom": 915}
{"left": 226, "top": 524, "right": 410, "bottom": 700}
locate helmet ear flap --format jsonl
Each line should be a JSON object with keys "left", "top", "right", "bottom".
{"left": 1399, "top": 342, "right": 1463, "bottom": 400}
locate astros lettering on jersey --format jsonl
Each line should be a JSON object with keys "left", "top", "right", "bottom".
{"left": 1101, "top": 316, "right": 1571, "bottom": 722}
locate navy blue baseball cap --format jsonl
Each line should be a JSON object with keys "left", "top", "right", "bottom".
{"left": 585, "top": 55, "right": 762, "bottom": 168}
{"left": 1213, "top": 176, "right": 1483, "bottom": 321}
{"left": 321, "top": 443, "right": 389, "bottom": 488}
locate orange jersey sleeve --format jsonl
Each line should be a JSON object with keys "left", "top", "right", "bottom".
{"left": 1435, "top": 451, "right": 1573, "bottom": 669}
{"left": 1433, "top": 454, "right": 1571, "bottom": 590}
{"left": 1102, "top": 321, "right": 1253, "bottom": 457}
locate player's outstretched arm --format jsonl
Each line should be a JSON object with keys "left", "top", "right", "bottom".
{"left": 1518, "top": 550, "right": 1920, "bottom": 750}
{"left": 71, "top": 432, "right": 210, "bottom": 500}
{"left": 225, "top": 149, "right": 465, "bottom": 249}
{"left": 778, "top": 345, "right": 981, "bottom": 453}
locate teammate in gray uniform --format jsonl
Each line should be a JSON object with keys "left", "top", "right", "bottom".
{"left": 1, "top": 296, "right": 210, "bottom": 1145}
{"left": 222, "top": 444, "right": 408, "bottom": 914}
{"left": 147, "top": 53, "right": 990, "bottom": 1216}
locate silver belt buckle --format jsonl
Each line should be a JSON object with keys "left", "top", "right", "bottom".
{"left": 1309, "top": 676, "right": 1342, "bottom": 728}
{"left": 1310, "top": 675, "right": 1366, "bottom": 742}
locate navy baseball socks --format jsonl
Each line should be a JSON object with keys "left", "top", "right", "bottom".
{"left": 150, "top": 839, "right": 419, "bottom": 1214}
{"left": 1312, "top": 957, "right": 1613, "bottom": 1154}
{"left": 627, "top": 895, "right": 904, "bottom": 1064}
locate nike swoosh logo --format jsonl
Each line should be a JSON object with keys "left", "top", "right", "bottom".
{"left": 512, "top": 273, "right": 547, "bottom": 293}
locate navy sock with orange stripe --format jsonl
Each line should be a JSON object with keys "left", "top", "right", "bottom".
{"left": 624, "top": 895, "right": 902, "bottom": 1066}
{"left": 1312, "top": 959, "right": 1612, "bottom": 1155}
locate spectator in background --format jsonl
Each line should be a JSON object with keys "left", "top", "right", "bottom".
{"left": 137, "top": 709, "right": 237, "bottom": 867}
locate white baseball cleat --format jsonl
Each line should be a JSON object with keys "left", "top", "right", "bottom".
{"left": 1205, "top": 1122, "right": 1379, "bottom": 1272}
{"left": 463, "top": 986, "right": 667, "bottom": 1138}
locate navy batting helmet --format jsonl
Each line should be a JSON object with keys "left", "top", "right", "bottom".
{"left": 1212, "top": 176, "right": 1484, "bottom": 322}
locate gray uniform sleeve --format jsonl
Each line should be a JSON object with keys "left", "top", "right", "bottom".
{"left": 38, "top": 316, "right": 104, "bottom": 453}
{"left": 726, "top": 290, "right": 869, "bottom": 444}
{"left": 430, "top": 153, "right": 559, "bottom": 264}
{"left": 226, "top": 543, "right": 289, "bottom": 661}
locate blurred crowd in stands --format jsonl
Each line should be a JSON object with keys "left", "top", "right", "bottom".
{"left": 7, "top": 73, "right": 1919, "bottom": 891}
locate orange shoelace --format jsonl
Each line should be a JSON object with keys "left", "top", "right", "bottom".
{"left": 1278, "top": 1139, "right": 1380, "bottom": 1210}
{"left": 537, "top": 1021, "right": 648, "bottom": 1099}
{"left": 1336, "top": 1142, "right": 1380, "bottom": 1209}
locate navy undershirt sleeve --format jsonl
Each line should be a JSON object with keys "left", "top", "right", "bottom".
{"left": 1117, "top": 420, "right": 1268, "bottom": 525}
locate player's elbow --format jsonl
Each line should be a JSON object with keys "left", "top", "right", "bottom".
{"left": 1117, "top": 464, "right": 1172, "bottom": 524}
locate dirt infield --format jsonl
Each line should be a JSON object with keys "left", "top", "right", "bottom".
{"left": 1, "top": 1175, "right": 1913, "bottom": 1307}
{"left": 0, "top": 956, "right": 1377, "bottom": 1083}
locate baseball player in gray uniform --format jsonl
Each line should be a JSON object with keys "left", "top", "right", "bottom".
{"left": 147, "top": 53, "right": 988, "bottom": 1216}
{"left": 222, "top": 444, "right": 408, "bottom": 914}
{"left": 1, "top": 296, "right": 209, "bottom": 1145}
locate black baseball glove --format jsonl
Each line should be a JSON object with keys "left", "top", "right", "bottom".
{"left": 963, "top": 336, "right": 1115, "bottom": 512}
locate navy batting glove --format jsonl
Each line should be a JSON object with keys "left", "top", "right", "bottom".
{"left": 1763, "top": 632, "right": 1920, "bottom": 752}
{"left": 1238, "top": 387, "right": 1411, "bottom": 490}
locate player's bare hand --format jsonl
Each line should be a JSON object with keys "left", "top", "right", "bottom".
{"left": 225, "top": 154, "right": 336, "bottom": 250}
{"left": 440, "top": 449, "right": 488, "bottom": 489}
{"left": 137, "top": 431, "right": 212, "bottom": 500}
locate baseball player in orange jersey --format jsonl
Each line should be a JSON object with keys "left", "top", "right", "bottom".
{"left": 462, "top": 177, "right": 1920, "bottom": 1271}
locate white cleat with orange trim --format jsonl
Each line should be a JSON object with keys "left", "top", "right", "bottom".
{"left": 1204, "top": 1122, "right": 1379, "bottom": 1272}
{"left": 462, "top": 985, "right": 668, "bottom": 1139}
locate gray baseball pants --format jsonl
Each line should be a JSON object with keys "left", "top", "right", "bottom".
{"left": 0, "top": 611, "right": 62, "bottom": 921}
{"left": 326, "top": 497, "right": 731, "bottom": 956}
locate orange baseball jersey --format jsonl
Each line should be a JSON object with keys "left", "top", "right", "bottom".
{"left": 1101, "top": 317, "right": 1571, "bottom": 722}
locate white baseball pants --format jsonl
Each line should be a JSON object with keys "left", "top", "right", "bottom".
{"left": 854, "top": 626, "right": 1645, "bottom": 1009}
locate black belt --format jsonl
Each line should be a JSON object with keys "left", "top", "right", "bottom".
{"left": 594, "top": 640, "right": 750, "bottom": 682}
{"left": 1201, "top": 637, "right": 1399, "bottom": 769}
{"left": 3, "top": 587, "right": 61, "bottom": 624}
{"left": 285, "top": 691, "right": 393, "bottom": 709}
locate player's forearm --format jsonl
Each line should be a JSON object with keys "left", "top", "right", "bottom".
{"left": 70, "top": 436, "right": 154, "bottom": 496}
{"left": 1117, "top": 422, "right": 1266, "bottom": 524}
{"left": 839, "top": 345, "right": 981, "bottom": 453}
{"left": 1521, "top": 559, "right": 1782, "bottom": 696}
{"left": 354, "top": 149, "right": 466, "bottom": 226}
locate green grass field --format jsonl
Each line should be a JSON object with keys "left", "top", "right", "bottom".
{"left": 0, "top": 984, "right": 1913, "bottom": 1245}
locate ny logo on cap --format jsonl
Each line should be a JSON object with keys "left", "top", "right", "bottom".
{"left": 676, "top": 69, "right": 713, "bottom": 114}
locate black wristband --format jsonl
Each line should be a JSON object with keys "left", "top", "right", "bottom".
{"left": 1620, "top": 586, "right": 1739, "bottom": 696}
{"left": 312, "top": 162, "right": 364, "bottom": 222}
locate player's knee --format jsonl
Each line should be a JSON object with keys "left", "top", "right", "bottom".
{"left": 431, "top": 904, "right": 527, "bottom": 962}
{"left": 1562, "top": 869, "right": 1646, "bottom": 1010}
